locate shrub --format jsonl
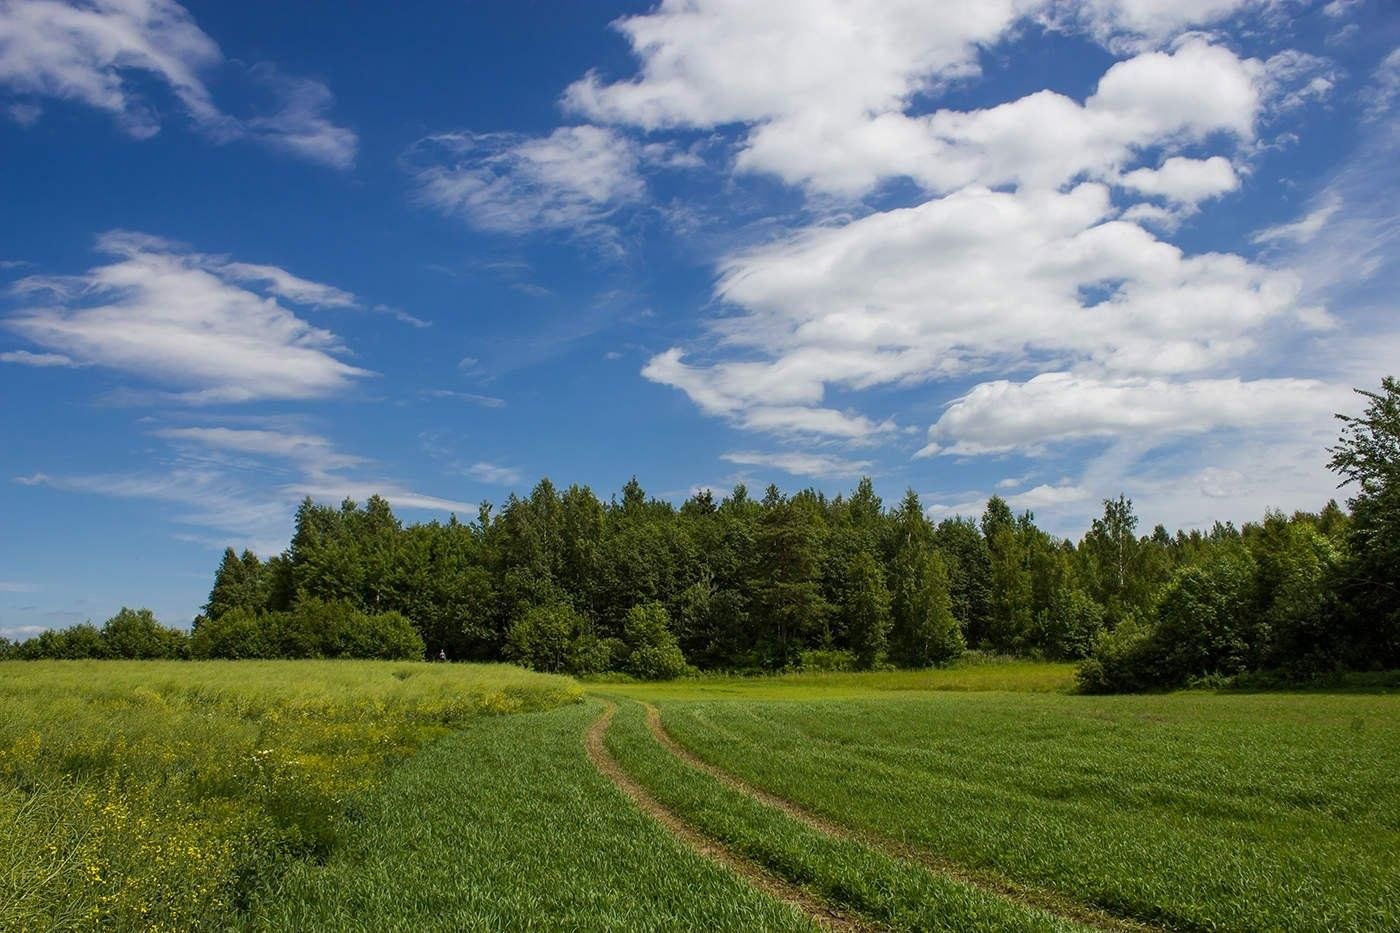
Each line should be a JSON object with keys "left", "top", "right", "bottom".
{"left": 799, "top": 648, "right": 857, "bottom": 672}
{"left": 190, "top": 608, "right": 274, "bottom": 659}
{"left": 336, "top": 609, "right": 424, "bottom": 660}
{"left": 1076, "top": 615, "right": 1158, "bottom": 693}
{"left": 621, "top": 602, "right": 691, "bottom": 680}
{"left": 102, "top": 608, "right": 189, "bottom": 659}
{"left": 1153, "top": 556, "right": 1260, "bottom": 683}
{"left": 505, "top": 603, "right": 584, "bottom": 673}
{"left": 1033, "top": 588, "right": 1105, "bottom": 660}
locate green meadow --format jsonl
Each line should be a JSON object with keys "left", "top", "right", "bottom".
{"left": 3, "top": 658, "right": 1397, "bottom": 931}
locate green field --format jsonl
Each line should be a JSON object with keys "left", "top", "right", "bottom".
{"left": 3, "top": 658, "right": 1396, "bottom": 931}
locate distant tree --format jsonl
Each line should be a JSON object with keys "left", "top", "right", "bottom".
{"left": 1081, "top": 495, "right": 1145, "bottom": 624}
{"left": 1032, "top": 587, "right": 1105, "bottom": 660}
{"left": 983, "top": 499, "right": 1033, "bottom": 651}
{"left": 1329, "top": 376, "right": 1400, "bottom": 666}
{"left": 205, "top": 548, "right": 268, "bottom": 620}
{"left": 752, "top": 489, "right": 830, "bottom": 667}
{"left": 890, "top": 544, "right": 964, "bottom": 667}
{"left": 841, "top": 550, "right": 891, "bottom": 669}
{"left": 934, "top": 517, "right": 991, "bottom": 644}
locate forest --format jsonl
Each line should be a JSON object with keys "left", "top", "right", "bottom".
{"left": 6, "top": 377, "right": 1397, "bottom": 692}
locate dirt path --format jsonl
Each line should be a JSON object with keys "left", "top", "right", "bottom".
{"left": 584, "top": 701, "right": 874, "bottom": 933}
{"left": 643, "top": 704, "right": 1159, "bottom": 933}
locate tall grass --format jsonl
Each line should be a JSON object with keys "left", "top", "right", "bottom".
{"left": 0, "top": 660, "right": 580, "bottom": 930}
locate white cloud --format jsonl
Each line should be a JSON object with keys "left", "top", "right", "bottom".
{"left": 0, "top": 0, "right": 355, "bottom": 166}
{"left": 567, "top": 0, "right": 1264, "bottom": 198}
{"left": 466, "top": 462, "right": 522, "bottom": 486}
{"left": 405, "top": 125, "right": 644, "bottom": 237}
{"left": 721, "top": 450, "right": 874, "bottom": 478}
{"left": 0, "top": 349, "right": 79, "bottom": 366}
{"left": 1119, "top": 155, "right": 1239, "bottom": 206}
{"left": 646, "top": 182, "right": 1320, "bottom": 441}
{"left": 918, "top": 373, "right": 1344, "bottom": 456}
{"left": 0, "top": 581, "right": 38, "bottom": 593}
{"left": 242, "top": 64, "right": 357, "bottom": 170}
{"left": 420, "top": 389, "right": 507, "bottom": 408}
{"left": 6, "top": 101, "right": 40, "bottom": 125}
{"left": 1059, "top": 0, "right": 1259, "bottom": 46}
{"left": 6, "top": 230, "right": 371, "bottom": 402}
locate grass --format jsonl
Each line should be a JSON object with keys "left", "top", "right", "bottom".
{"left": 602, "top": 698, "right": 1087, "bottom": 932}
{"left": 251, "top": 701, "right": 814, "bottom": 931}
{"left": 0, "top": 660, "right": 581, "bottom": 930}
{"left": 6, "top": 657, "right": 1397, "bottom": 931}
{"left": 641, "top": 686, "right": 1400, "bottom": 931}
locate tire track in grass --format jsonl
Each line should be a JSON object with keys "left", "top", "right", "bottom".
{"left": 585, "top": 702, "right": 874, "bottom": 933}
{"left": 643, "top": 703, "right": 1159, "bottom": 933}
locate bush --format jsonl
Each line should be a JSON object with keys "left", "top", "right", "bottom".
{"left": 190, "top": 600, "right": 423, "bottom": 660}
{"left": 505, "top": 603, "right": 585, "bottom": 673}
{"left": 336, "top": 609, "right": 424, "bottom": 660}
{"left": 799, "top": 648, "right": 857, "bottom": 672}
{"left": 1153, "top": 556, "right": 1260, "bottom": 683}
{"left": 102, "top": 608, "right": 189, "bottom": 659}
{"left": 1076, "top": 615, "right": 1158, "bottom": 693}
{"left": 191, "top": 608, "right": 274, "bottom": 659}
{"left": 15, "top": 623, "right": 109, "bottom": 660}
{"left": 621, "top": 602, "right": 691, "bottom": 680}
{"left": 1033, "top": 588, "right": 1105, "bottom": 660}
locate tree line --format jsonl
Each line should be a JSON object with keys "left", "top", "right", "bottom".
{"left": 5, "top": 378, "right": 1396, "bottom": 690}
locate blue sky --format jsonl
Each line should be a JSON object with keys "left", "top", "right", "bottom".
{"left": 1, "top": 0, "right": 1396, "bottom": 636}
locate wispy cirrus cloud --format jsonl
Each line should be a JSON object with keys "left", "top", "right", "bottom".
{"left": 721, "top": 450, "right": 874, "bottom": 478}
{"left": 0, "top": 0, "right": 356, "bottom": 167}
{"left": 16, "top": 425, "right": 478, "bottom": 555}
{"left": 403, "top": 125, "right": 644, "bottom": 242}
{"left": 4, "top": 231, "right": 376, "bottom": 402}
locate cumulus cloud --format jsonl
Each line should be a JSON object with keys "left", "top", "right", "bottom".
{"left": 1119, "top": 155, "right": 1239, "bottom": 206}
{"left": 918, "top": 373, "right": 1344, "bottom": 456}
{"left": 5, "top": 231, "right": 371, "bottom": 402}
{"left": 721, "top": 450, "right": 874, "bottom": 478}
{"left": 566, "top": 0, "right": 1266, "bottom": 197}
{"left": 0, "top": 0, "right": 355, "bottom": 166}
{"left": 405, "top": 125, "right": 644, "bottom": 238}
{"left": 734, "top": 38, "right": 1263, "bottom": 196}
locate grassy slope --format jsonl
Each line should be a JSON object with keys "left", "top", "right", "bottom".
{"left": 603, "top": 698, "right": 1086, "bottom": 932}
{"left": 253, "top": 701, "right": 813, "bottom": 932}
{"left": 0, "top": 660, "right": 581, "bottom": 930}
{"left": 644, "top": 685, "right": 1400, "bottom": 931}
